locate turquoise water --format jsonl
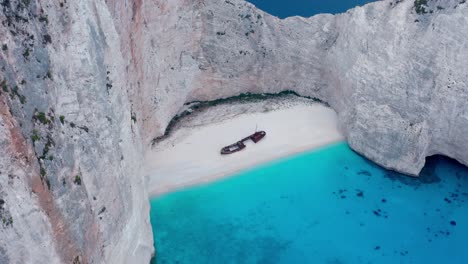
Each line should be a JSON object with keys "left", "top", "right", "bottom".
{"left": 150, "top": 142, "right": 468, "bottom": 263}
{"left": 245, "top": 0, "right": 376, "bottom": 18}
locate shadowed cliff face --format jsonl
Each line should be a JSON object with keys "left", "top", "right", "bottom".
{"left": 0, "top": 0, "right": 152, "bottom": 263}
{"left": 0, "top": 0, "right": 467, "bottom": 262}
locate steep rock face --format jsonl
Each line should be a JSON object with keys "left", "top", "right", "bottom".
{"left": 118, "top": 0, "right": 467, "bottom": 175}
{"left": 330, "top": 0, "right": 468, "bottom": 175}
{"left": 133, "top": 0, "right": 467, "bottom": 175}
{"left": 0, "top": 0, "right": 467, "bottom": 263}
{"left": 0, "top": 0, "right": 152, "bottom": 263}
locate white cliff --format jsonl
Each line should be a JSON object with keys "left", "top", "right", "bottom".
{"left": 0, "top": 0, "right": 152, "bottom": 263}
{"left": 0, "top": 0, "right": 467, "bottom": 263}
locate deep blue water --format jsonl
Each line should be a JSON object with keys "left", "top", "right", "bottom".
{"left": 245, "top": 0, "right": 377, "bottom": 18}
{"left": 150, "top": 142, "right": 468, "bottom": 263}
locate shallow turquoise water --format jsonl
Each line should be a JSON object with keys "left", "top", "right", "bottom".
{"left": 150, "top": 142, "right": 468, "bottom": 263}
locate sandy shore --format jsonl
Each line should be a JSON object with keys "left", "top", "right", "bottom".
{"left": 146, "top": 99, "right": 344, "bottom": 196}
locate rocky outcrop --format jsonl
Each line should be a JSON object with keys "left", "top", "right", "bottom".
{"left": 0, "top": 0, "right": 152, "bottom": 263}
{"left": 187, "top": 0, "right": 468, "bottom": 175}
{"left": 330, "top": 0, "right": 468, "bottom": 175}
{"left": 0, "top": 0, "right": 467, "bottom": 263}
{"left": 120, "top": 0, "right": 467, "bottom": 175}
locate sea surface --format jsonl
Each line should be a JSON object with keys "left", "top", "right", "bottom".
{"left": 245, "top": 0, "right": 376, "bottom": 18}
{"left": 150, "top": 142, "right": 468, "bottom": 263}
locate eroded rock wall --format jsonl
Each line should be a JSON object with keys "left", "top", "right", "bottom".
{"left": 137, "top": 0, "right": 467, "bottom": 175}
{"left": 331, "top": 0, "right": 468, "bottom": 175}
{"left": 0, "top": 0, "right": 152, "bottom": 263}
{"left": 0, "top": 0, "right": 467, "bottom": 263}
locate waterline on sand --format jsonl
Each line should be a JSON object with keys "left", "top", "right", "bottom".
{"left": 150, "top": 142, "right": 468, "bottom": 263}
{"left": 146, "top": 100, "right": 342, "bottom": 196}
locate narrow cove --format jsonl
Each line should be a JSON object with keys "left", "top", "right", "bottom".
{"left": 149, "top": 1, "right": 468, "bottom": 263}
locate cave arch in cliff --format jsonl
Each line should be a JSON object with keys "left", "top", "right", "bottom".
{"left": 421, "top": 155, "right": 468, "bottom": 182}
{"left": 152, "top": 91, "right": 324, "bottom": 145}
{"left": 375, "top": 154, "right": 468, "bottom": 188}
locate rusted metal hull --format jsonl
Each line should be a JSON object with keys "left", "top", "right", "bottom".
{"left": 221, "top": 141, "right": 246, "bottom": 154}
{"left": 250, "top": 131, "right": 266, "bottom": 143}
{"left": 220, "top": 131, "right": 266, "bottom": 155}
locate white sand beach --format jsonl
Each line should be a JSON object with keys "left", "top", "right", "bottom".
{"left": 146, "top": 99, "right": 344, "bottom": 196}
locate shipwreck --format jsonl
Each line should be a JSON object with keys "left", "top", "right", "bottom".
{"left": 220, "top": 131, "right": 266, "bottom": 155}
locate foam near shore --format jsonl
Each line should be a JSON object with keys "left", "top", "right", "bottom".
{"left": 146, "top": 99, "right": 344, "bottom": 196}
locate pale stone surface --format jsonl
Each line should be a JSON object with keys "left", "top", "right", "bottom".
{"left": 0, "top": 0, "right": 152, "bottom": 263}
{"left": 0, "top": 0, "right": 467, "bottom": 263}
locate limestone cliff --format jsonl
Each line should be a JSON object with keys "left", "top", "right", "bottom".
{"left": 0, "top": 0, "right": 467, "bottom": 263}
{"left": 0, "top": 0, "right": 152, "bottom": 263}
{"left": 144, "top": 0, "right": 468, "bottom": 175}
